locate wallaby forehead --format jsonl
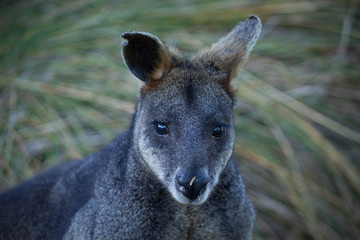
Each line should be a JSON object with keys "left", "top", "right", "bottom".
{"left": 141, "top": 66, "right": 233, "bottom": 117}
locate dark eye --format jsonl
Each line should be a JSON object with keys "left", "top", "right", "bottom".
{"left": 153, "top": 122, "right": 169, "bottom": 136}
{"left": 212, "top": 125, "right": 226, "bottom": 138}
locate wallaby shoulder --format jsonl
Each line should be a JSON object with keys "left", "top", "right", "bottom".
{"left": 0, "top": 131, "right": 131, "bottom": 240}
{"left": 0, "top": 159, "right": 86, "bottom": 239}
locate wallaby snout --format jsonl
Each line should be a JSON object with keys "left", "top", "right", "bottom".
{"left": 175, "top": 168, "right": 210, "bottom": 202}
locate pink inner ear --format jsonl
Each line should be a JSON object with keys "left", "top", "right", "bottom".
{"left": 191, "top": 15, "right": 261, "bottom": 79}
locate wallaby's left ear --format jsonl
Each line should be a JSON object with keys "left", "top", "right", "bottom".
{"left": 193, "top": 15, "right": 262, "bottom": 79}
{"left": 122, "top": 32, "right": 172, "bottom": 82}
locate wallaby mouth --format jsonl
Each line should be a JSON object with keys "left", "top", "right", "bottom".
{"left": 174, "top": 168, "right": 211, "bottom": 204}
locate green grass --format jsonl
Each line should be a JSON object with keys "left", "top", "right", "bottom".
{"left": 0, "top": 0, "right": 359, "bottom": 239}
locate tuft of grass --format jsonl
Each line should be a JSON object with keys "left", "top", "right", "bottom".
{"left": 0, "top": 0, "right": 359, "bottom": 239}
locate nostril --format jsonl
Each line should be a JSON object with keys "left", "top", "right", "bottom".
{"left": 198, "top": 182, "right": 208, "bottom": 196}
{"left": 175, "top": 172, "right": 210, "bottom": 201}
{"left": 176, "top": 177, "right": 192, "bottom": 199}
{"left": 177, "top": 182, "right": 187, "bottom": 194}
{"left": 196, "top": 179, "right": 209, "bottom": 197}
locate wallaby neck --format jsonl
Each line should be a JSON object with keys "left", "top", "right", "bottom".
{"left": 94, "top": 131, "right": 172, "bottom": 204}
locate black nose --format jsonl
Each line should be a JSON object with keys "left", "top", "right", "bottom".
{"left": 175, "top": 168, "right": 210, "bottom": 201}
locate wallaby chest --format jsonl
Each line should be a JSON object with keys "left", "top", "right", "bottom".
{"left": 66, "top": 193, "right": 246, "bottom": 240}
{"left": 65, "top": 157, "right": 252, "bottom": 240}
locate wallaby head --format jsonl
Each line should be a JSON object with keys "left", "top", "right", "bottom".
{"left": 122, "top": 15, "right": 261, "bottom": 205}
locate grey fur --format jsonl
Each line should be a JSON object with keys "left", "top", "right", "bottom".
{"left": 0, "top": 15, "right": 261, "bottom": 240}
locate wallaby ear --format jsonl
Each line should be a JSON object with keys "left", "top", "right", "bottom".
{"left": 193, "top": 15, "right": 261, "bottom": 79}
{"left": 121, "top": 32, "right": 172, "bottom": 82}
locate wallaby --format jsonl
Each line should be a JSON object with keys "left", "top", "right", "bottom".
{"left": 0, "top": 15, "right": 261, "bottom": 240}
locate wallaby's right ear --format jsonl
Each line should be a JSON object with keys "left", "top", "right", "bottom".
{"left": 193, "top": 15, "right": 262, "bottom": 80}
{"left": 121, "top": 32, "right": 172, "bottom": 82}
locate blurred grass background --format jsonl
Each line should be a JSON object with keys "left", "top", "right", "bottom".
{"left": 0, "top": 0, "right": 359, "bottom": 239}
